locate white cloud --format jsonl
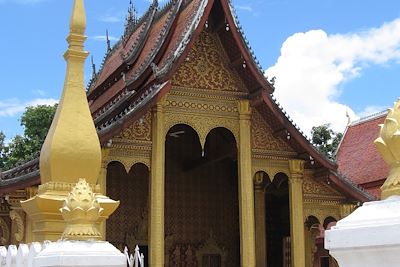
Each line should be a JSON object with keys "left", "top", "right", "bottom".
{"left": 98, "top": 15, "right": 122, "bottom": 23}
{"left": 265, "top": 18, "right": 400, "bottom": 135}
{"left": 235, "top": 5, "right": 253, "bottom": 12}
{"left": 92, "top": 35, "right": 119, "bottom": 42}
{"left": 0, "top": 98, "right": 58, "bottom": 117}
{"left": 357, "top": 105, "right": 389, "bottom": 119}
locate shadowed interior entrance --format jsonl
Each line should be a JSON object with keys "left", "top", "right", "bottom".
{"left": 106, "top": 162, "right": 150, "bottom": 266}
{"left": 165, "top": 124, "right": 240, "bottom": 266}
{"left": 266, "top": 172, "right": 290, "bottom": 267}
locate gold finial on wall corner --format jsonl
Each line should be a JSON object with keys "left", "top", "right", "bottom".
{"left": 60, "top": 179, "right": 103, "bottom": 240}
{"left": 374, "top": 98, "right": 400, "bottom": 199}
{"left": 346, "top": 109, "right": 352, "bottom": 126}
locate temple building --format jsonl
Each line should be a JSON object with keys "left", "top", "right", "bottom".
{"left": 336, "top": 111, "right": 389, "bottom": 199}
{"left": 0, "top": 0, "right": 374, "bottom": 266}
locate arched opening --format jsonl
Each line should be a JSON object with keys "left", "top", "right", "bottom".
{"left": 306, "top": 216, "right": 338, "bottom": 267}
{"left": 266, "top": 172, "right": 290, "bottom": 267}
{"left": 254, "top": 171, "right": 271, "bottom": 188}
{"left": 323, "top": 217, "right": 337, "bottom": 230}
{"left": 253, "top": 171, "right": 271, "bottom": 267}
{"left": 305, "top": 216, "right": 320, "bottom": 228}
{"left": 106, "top": 161, "right": 149, "bottom": 260}
{"left": 165, "top": 125, "right": 240, "bottom": 266}
{"left": 305, "top": 216, "right": 322, "bottom": 267}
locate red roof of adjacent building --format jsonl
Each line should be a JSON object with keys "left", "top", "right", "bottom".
{"left": 336, "top": 112, "right": 389, "bottom": 198}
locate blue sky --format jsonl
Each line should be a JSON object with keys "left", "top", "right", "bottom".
{"left": 0, "top": 0, "right": 399, "bottom": 140}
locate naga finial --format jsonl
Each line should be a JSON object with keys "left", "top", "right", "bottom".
{"left": 375, "top": 98, "right": 400, "bottom": 199}
{"left": 346, "top": 109, "right": 352, "bottom": 126}
{"left": 106, "top": 29, "right": 111, "bottom": 52}
{"left": 91, "top": 55, "right": 96, "bottom": 79}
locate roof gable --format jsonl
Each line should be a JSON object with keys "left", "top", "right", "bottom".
{"left": 171, "top": 30, "right": 246, "bottom": 92}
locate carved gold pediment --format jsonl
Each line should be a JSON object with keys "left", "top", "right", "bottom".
{"left": 303, "top": 175, "right": 342, "bottom": 198}
{"left": 251, "top": 110, "right": 293, "bottom": 152}
{"left": 172, "top": 31, "right": 245, "bottom": 92}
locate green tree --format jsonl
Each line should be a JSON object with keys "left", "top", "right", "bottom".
{"left": 0, "top": 131, "right": 7, "bottom": 169}
{"left": 1, "top": 104, "right": 57, "bottom": 170}
{"left": 311, "top": 124, "right": 343, "bottom": 159}
{"left": 21, "top": 105, "right": 57, "bottom": 141}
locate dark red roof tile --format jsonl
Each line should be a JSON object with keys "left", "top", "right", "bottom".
{"left": 336, "top": 112, "right": 389, "bottom": 198}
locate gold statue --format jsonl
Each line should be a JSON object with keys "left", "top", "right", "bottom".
{"left": 375, "top": 99, "right": 400, "bottom": 199}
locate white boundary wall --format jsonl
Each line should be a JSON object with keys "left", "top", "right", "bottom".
{"left": 0, "top": 241, "right": 145, "bottom": 267}
{"left": 325, "top": 196, "right": 400, "bottom": 267}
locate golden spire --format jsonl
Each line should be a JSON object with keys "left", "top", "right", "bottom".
{"left": 375, "top": 99, "right": 400, "bottom": 199}
{"left": 39, "top": 0, "right": 101, "bottom": 185}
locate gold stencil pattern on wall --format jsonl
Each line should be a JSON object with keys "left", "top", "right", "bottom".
{"left": 116, "top": 111, "right": 152, "bottom": 141}
{"left": 303, "top": 175, "right": 342, "bottom": 197}
{"left": 106, "top": 162, "right": 149, "bottom": 248}
{"left": 251, "top": 110, "right": 293, "bottom": 151}
{"left": 172, "top": 30, "right": 245, "bottom": 91}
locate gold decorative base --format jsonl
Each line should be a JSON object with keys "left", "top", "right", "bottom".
{"left": 21, "top": 181, "right": 119, "bottom": 242}
{"left": 62, "top": 223, "right": 102, "bottom": 241}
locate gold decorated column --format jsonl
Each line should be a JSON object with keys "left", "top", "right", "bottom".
{"left": 254, "top": 172, "right": 267, "bottom": 267}
{"left": 149, "top": 100, "right": 165, "bottom": 267}
{"left": 289, "top": 159, "right": 306, "bottom": 267}
{"left": 238, "top": 100, "right": 256, "bottom": 267}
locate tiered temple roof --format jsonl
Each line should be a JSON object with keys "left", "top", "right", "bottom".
{"left": 0, "top": 0, "right": 374, "bottom": 202}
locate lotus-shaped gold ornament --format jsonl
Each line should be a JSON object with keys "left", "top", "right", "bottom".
{"left": 60, "top": 178, "right": 104, "bottom": 240}
{"left": 375, "top": 99, "right": 400, "bottom": 199}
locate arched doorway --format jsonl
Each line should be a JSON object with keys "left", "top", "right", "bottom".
{"left": 321, "top": 217, "right": 338, "bottom": 267}
{"left": 165, "top": 125, "right": 240, "bottom": 266}
{"left": 305, "top": 216, "right": 322, "bottom": 267}
{"left": 253, "top": 171, "right": 271, "bottom": 267}
{"left": 266, "top": 172, "right": 290, "bottom": 267}
{"left": 106, "top": 161, "right": 149, "bottom": 258}
{"left": 305, "top": 215, "right": 338, "bottom": 267}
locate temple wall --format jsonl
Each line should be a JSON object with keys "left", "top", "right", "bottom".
{"left": 99, "top": 29, "right": 355, "bottom": 267}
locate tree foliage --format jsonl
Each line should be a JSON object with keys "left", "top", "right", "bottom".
{"left": 311, "top": 124, "right": 343, "bottom": 159}
{"left": 0, "top": 131, "right": 6, "bottom": 170}
{"left": 0, "top": 104, "right": 57, "bottom": 170}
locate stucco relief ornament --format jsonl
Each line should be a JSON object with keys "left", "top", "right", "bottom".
{"left": 60, "top": 178, "right": 103, "bottom": 240}
{"left": 375, "top": 98, "right": 400, "bottom": 199}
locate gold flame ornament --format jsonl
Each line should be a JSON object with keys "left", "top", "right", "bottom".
{"left": 375, "top": 99, "right": 400, "bottom": 199}
{"left": 60, "top": 179, "right": 103, "bottom": 240}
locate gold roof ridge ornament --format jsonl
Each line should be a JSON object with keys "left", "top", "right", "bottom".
{"left": 39, "top": 0, "right": 102, "bottom": 185}
{"left": 375, "top": 98, "right": 400, "bottom": 199}
{"left": 61, "top": 179, "right": 103, "bottom": 240}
